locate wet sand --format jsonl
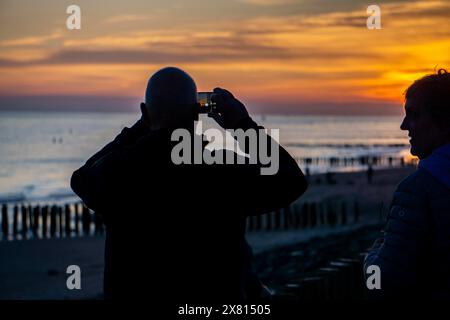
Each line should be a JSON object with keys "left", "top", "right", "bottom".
{"left": 0, "top": 236, "right": 104, "bottom": 300}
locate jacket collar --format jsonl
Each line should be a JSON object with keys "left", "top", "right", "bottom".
{"left": 419, "top": 143, "right": 450, "bottom": 189}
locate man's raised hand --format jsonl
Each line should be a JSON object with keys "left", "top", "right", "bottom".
{"left": 210, "top": 87, "right": 249, "bottom": 129}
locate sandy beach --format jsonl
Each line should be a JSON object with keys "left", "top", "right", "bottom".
{"left": 0, "top": 236, "right": 104, "bottom": 300}
{"left": 0, "top": 166, "right": 416, "bottom": 300}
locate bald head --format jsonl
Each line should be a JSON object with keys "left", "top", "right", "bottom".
{"left": 143, "top": 67, "right": 198, "bottom": 130}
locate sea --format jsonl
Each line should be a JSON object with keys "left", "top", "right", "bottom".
{"left": 0, "top": 111, "right": 412, "bottom": 205}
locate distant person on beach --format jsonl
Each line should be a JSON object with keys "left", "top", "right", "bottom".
{"left": 70, "top": 67, "right": 307, "bottom": 302}
{"left": 365, "top": 69, "right": 450, "bottom": 299}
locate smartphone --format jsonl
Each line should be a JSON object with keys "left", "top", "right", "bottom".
{"left": 197, "top": 92, "right": 216, "bottom": 113}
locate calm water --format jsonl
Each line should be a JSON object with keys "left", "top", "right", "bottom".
{"left": 0, "top": 111, "right": 410, "bottom": 204}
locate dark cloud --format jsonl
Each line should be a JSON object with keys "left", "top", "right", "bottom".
{"left": 0, "top": 94, "right": 402, "bottom": 115}
{"left": 0, "top": 95, "right": 140, "bottom": 112}
{"left": 0, "top": 48, "right": 291, "bottom": 66}
{"left": 246, "top": 98, "right": 403, "bottom": 115}
{"left": 0, "top": 42, "right": 380, "bottom": 67}
{"left": 381, "top": 2, "right": 450, "bottom": 27}
{"left": 0, "top": 59, "right": 24, "bottom": 67}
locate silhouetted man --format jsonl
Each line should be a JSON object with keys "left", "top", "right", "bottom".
{"left": 71, "top": 67, "right": 307, "bottom": 302}
{"left": 365, "top": 69, "right": 450, "bottom": 299}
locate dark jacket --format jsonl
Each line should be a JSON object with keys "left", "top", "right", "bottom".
{"left": 71, "top": 116, "right": 307, "bottom": 302}
{"left": 365, "top": 144, "right": 450, "bottom": 299}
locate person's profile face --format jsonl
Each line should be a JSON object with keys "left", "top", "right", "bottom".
{"left": 400, "top": 98, "right": 443, "bottom": 159}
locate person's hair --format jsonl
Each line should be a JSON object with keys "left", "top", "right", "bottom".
{"left": 405, "top": 68, "right": 450, "bottom": 127}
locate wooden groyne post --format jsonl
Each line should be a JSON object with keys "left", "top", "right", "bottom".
{"left": 1, "top": 204, "right": 8, "bottom": 238}
{"left": 21, "top": 205, "right": 28, "bottom": 236}
{"left": 64, "top": 204, "right": 71, "bottom": 236}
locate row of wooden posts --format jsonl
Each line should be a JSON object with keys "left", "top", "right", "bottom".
{"left": 1, "top": 199, "right": 360, "bottom": 240}
{"left": 294, "top": 155, "right": 418, "bottom": 167}
{"left": 0, "top": 203, "right": 103, "bottom": 240}
{"left": 281, "top": 253, "right": 368, "bottom": 300}
{"left": 246, "top": 200, "right": 360, "bottom": 232}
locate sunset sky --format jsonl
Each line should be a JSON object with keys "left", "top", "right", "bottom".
{"left": 0, "top": 0, "right": 449, "bottom": 114}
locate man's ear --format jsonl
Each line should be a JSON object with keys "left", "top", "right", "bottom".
{"left": 193, "top": 102, "right": 200, "bottom": 121}
{"left": 140, "top": 102, "right": 150, "bottom": 125}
